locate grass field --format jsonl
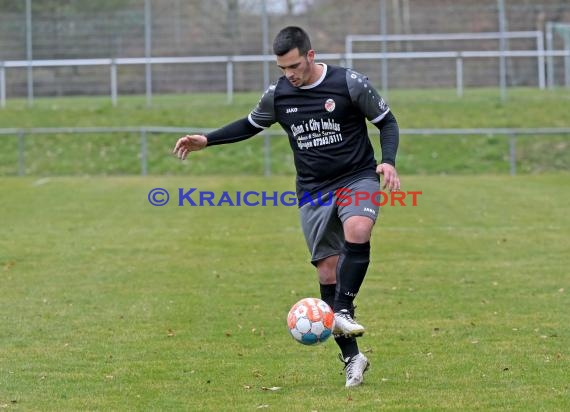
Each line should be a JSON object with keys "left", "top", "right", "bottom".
{"left": 1, "top": 174, "right": 568, "bottom": 411}
{"left": 1, "top": 88, "right": 570, "bottom": 176}
{"left": 1, "top": 88, "right": 569, "bottom": 410}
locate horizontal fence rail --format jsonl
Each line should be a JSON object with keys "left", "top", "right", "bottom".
{"left": 345, "top": 30, "right": 548, "bottom": 93}
{"left": 2, "top": 49, "right": 570, "bottom": 108}
{"left": 1, "top": 127, "right": 569, "bottom": 177}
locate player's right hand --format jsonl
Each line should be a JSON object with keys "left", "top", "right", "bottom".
{"left": 376, "top": 163, "right": 401, "bottom": 192}
{"left": 173, "top": 134, "right": 208, "bottom": 160}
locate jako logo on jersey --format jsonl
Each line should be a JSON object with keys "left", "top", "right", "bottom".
{"left": 364, "top": 207, "right": 376, "bottom": 215}
{"left": 286, "top": 107, "right": 298, "bottom": 113}
{"left": 324, "top": 98, "right": 336, "bottom": 112}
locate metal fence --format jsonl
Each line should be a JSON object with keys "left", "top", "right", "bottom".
{"left": 2, "top": 47, "right": 570, "bottom": 109}
{"left": 2, "top": 126, "right": 569, "bottom": 176}
{"left": 1, "top": 0, "right": 570, "bottom": 102}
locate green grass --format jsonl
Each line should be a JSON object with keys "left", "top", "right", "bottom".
{"left": 0, "top": 88, "right": 569, "bottom": 409}
{"left": 1, "top": 174, "right": 569, "bottom": 411}
{"left": 0, "top": 88, "right": 569, "bottom": 176}
{"left": 1, "top": 88, "right": 569, "bottom": 129}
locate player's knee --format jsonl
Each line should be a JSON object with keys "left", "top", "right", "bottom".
{"left": 343, "top": 216, "right": 374, "bottom": 243}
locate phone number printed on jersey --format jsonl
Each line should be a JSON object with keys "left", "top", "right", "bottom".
{"left": 312, "top": 133, "right": 343, "bottom": 147}
{"left": 296, "top": 132, "right": 343, "bottom": 150}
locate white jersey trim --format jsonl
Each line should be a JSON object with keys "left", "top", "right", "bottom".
{"left": 300, "top": 63, "right": 328, "bottom": 89}
{"left": 370, "top": 108, "right": 390, "bottom": 124}
{"left": 247, "top": 114, "right": 267, "bottom": 129}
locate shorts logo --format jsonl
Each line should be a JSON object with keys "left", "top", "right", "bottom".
{"left": 364, "top": 207, "right": 376, "bottom": 215}
{"left": 324, "top": 98, "right": 336, "bottom": 112}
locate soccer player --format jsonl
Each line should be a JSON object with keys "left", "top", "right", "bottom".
{"left": 173, "top": 26, "right": 400, "bottom": 387}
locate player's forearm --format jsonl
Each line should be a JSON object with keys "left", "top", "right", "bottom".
{"left": 205, "top": 117, "right": 262, "bottom": 146}
{"left": 375, "top": 112, "right": 399, "bottom": 166}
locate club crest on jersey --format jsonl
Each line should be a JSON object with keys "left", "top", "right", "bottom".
{"left": 324, "top": 98, "right": 336, "bottom": 112}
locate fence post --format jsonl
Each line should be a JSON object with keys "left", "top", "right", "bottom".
{"left": 26, "top": 0, "right": 33, "bottom": 108}
{"left": 345, "top": 36, "right": 353, "bottom": 69}
{"left": 144, "top": 0, "right": 152, "bottom": 108}
{"left": 261, "top": 0, "right": 270, "bottom": 90}
{"left": 18, "top": 132, "right": 25, "bottom": 176}
{"left": 226, "top": 58, "right": 234, "bottom": 105}
{"left": 546, "top": 22, "right": 555, "bottom": 89}
{"left": 456, "top": 53, "right": 464, "bottom": 97}
{"left": 566, "top": 47, "right": 570, "bottom": 88}
{"left": 537, "top": 31, "right": 546, "bottom": 90}
{"left": 509, "top": 133, "right": 517, "bottom": 176}
{"left": 0, "top": 62, "right": 5, "bottom": 108}
{"left": 497, "top": 0, "right": 508, "bottom": 102}
{"left": 379, "top": 0, "right": 388, "bottom": 97}
{"left": 110, "top": 59, "right": 118, "bottom": 107}
{"left": 263, "top": 131, "right": 271, "bottom": 177}
{"left": 141, "top": 129, "right": 148, "bottom": 176}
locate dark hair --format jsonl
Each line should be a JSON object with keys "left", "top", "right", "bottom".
{"left": 273, "top": 26, "right": 312, "bottom": 56}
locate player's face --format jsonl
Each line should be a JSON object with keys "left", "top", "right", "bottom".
{"left": 276, "top": 48, "right": 315, "bottom": 87}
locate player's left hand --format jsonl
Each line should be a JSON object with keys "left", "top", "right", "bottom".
{"left": 376, "top": 163, "right": 401, "bottom": 192}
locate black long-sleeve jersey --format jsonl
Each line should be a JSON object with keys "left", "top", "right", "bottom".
{"left": 206, "top": 63, "right": 399, "bottom": 200}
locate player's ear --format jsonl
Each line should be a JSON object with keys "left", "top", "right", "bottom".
{"left": 306, "top": 49, "right": 315, "bottom": 62}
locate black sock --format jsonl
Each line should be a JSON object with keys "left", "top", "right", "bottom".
{"left": 320, "top": 283, "right": 359, "bottom": 358}
{"left": 335, "top": 241, "right": 370, "bottom": 312}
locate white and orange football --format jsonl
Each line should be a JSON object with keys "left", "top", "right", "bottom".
{"left": 287, "top": 297, "right": 335, "bottom": 345}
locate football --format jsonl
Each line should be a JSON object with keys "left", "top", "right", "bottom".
{"left": 287, "top": 297, "right": 335, "bottom": 345}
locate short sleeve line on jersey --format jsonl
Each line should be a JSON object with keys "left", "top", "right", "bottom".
{"left": 370, "top": 108, "right": 390, "bottom": 124}
{"left": 247, "top": 114, "right": 267, "bottom": 130}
